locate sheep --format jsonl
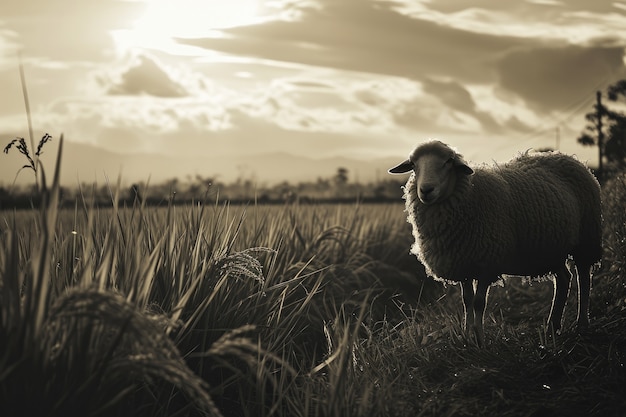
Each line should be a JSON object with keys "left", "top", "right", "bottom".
{"left": 388, "top": 140, "right": 602, "bottom": 345}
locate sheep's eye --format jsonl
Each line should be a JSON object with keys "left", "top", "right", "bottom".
{"left": 444, "top": 158, "right": 454, "bottom": 167}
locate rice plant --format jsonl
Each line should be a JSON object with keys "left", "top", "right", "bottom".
{"left": 3, "top": 133, "right": 53, "bottom": 189}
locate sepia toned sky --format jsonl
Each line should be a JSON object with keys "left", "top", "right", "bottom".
{"left": 1, "top": 0, "right": 625, "bottom": 185}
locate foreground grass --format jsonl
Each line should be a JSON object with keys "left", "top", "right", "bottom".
{"left": 1, "top": 143, "right": 625, "bottom": 416}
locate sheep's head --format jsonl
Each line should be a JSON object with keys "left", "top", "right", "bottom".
{"left": 388, "top": 140, "right": 474, "bottom": 204}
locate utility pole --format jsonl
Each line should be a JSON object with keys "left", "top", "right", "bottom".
{"left": 596, "top": 90, "right": 604, "bottom": 181}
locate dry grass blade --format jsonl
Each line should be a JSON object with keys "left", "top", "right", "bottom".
{"left": 18, "top": 54, "right": 34, "bottom": 161}
{"left": 0, "top": 218, "right": 24, "bottom": 339}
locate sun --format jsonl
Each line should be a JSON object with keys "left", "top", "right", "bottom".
{"left": 111, "top": 0, "right": 261, "bottom": 56}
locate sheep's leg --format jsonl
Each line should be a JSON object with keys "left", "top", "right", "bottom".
{"left": 460, "top": 280, "right": 475, "bottom": 333}
{"left": 473, "top": 279, "right": 490, "bottom": 347}
{"left": 576, "top": 264, "right": 591, "bottom": 328}
{"left": 547, "top": 264, "right": 572, "bottom": 334}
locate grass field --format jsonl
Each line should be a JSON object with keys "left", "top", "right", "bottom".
{"left": 1, "top": 145, "right": 626, "bottom": 416}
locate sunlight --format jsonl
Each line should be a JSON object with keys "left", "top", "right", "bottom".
{"left": 111, "top": 0, "right": 261, "bottom": 56}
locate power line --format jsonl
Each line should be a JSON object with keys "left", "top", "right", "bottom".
{"left": 514, "top": 74, "right": 617, "bottom": 148}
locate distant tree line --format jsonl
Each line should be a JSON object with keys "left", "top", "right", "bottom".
{"left": 0, "top": 167, "right": 407, "bottom": 210}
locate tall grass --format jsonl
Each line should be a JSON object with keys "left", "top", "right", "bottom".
{"left": 2, "top": 138, "right": 626, "bottom": 416}
{"left": 0, "top": 137, "right": 221, "bottom": 416}
{"left": 1, "top": 137, "right": 426, "bottom": 416}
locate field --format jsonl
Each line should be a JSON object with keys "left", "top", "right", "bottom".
{"left": 2, "top": 154, "right": 626, "bottom": 416}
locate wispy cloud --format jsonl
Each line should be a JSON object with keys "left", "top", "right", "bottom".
{"left": 190, "top": 7, "right": 519, "bottom": 83}
{"left": 388, "top": 0, "right": 626, "bottom": 41}
{"left": 179, "top": 0, "right": 624, "bottom": 117}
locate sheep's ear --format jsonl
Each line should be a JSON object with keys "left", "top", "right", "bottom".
{"left": 388, "top": 159, "right": 413, "bottom": 174}
{"left": 453, "top": 156, "right": 474, "bottom": 175}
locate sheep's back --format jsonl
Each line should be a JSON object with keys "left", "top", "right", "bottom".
{"left": 502, "top": 152, "right": 602, "bottom": 268}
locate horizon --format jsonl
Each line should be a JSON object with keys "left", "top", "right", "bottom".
{"left": 1, "top": 0, "right": 624, "bottom": 186}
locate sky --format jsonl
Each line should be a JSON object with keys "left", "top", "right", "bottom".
{"left": 1, "top": 0, "right": 625, "bottom": 186}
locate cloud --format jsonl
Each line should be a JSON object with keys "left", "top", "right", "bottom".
{"left": 105, "top": 54, "right": 188, "bottom": 97}
{"left": 407, "top": 0, "right": 616, "bottom": 14}
{"left": 34, "top": 69, "right": 432, "bottom": 162}
{"left": 40, "top": 92, "right": 234, "bottom": 154}
{"left": 422, "top": 79, "right": 477, "bottom": 113}
{"left": 218, "top": 73, "right": 425, "bottom": 136}
{"left": 179, "top": 0, "right": 527, "bottom": 84}
{"left": 496, "top": 44, "right": 626, "bottom": 112}
{"left": 392, "top": 0, "right": 624, "bottom": 27}
{"left": 504, "top": 115, "right": 535, "bottom": 134}
{"left": 50, "top": 63, "right": 404, "bottom": 145}
{"left": 40, "top": 97, "right": 399, "bottom": 161}
{"left": 424, "top": 80, "right": 502, "bottom": 133}
{"left": 389, "top": 0, "right": 626, "bottom": 56}
{"left": 178, "top": 0, "right": 626, "bottom": 118}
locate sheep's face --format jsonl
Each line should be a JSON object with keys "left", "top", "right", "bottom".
{"left": 388, "top": 141, "right": 474, "bottom": 205}
{"left": 413, "top": 152, "right": 459, "bottom": 204}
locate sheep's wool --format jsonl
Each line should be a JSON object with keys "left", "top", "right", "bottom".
{"left": 402, "top": 150, "right": 602, "bottom": 285}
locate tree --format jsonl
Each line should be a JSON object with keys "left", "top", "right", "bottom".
{"left": 334, "top": 167, "right": 348, "bottom": 187}
{"left": 578, "top": 81, "right": 626, "bottom": 179}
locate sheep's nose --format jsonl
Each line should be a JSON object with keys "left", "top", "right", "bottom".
{"left": 420, "top": 185, "right": 435, "bottom": 196}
